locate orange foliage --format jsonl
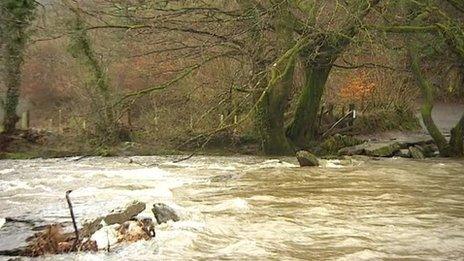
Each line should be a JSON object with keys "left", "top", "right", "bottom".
{"left": 339, "top": 71, "right": 376, "bottom": 104}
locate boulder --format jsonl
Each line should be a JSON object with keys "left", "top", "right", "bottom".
{"left": 90, "top": 224, "right": 120, "bottom": 250}
{"left": 421, "top": 144, "right": 438, "bottom": 157}
{"left": 117, "top": 219, "right": 155, "bottom": 242}
{"left": 396, "top": 149, "right": 411, "bottom": 158}
{"left": 81, "top": 217, "right": 104, "bottom": 237}
{"left": 409, "top": 146, "right": 425, "bottom": 159}
{"left": 152, "top": 203, "right": 180, "bottom": 224}
{"left": 0, "top": 221, "right": 32, "bottom": 256}
{"left": 364, "top": 142, "right": 401, "bottom": 157}
{"left": 339, "top": 141, "right": 401, "bottom": 157}
{"left": 338, "top": 143, "right": 366, "bottom": 156}
{"left": 103, "top": 201, "right": 146, "bottom": 225}
{"left": 296, "top": 150, "right": 320, "bottom": 167}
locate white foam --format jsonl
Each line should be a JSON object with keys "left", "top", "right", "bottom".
{"left": 325, "top": 160, "right": 343, "bottom": 168}
{"left": 170, "top": 221, "right": 206, "bottom": 231}
{"left": 99, "top": 167, "right": 169, "bottom": 180}
{"left": 209, "top": 198, "right": 250, "bottom": 212}
{"left": 0, "top": 168, "right": 15, "bottom": 175}
{"left": 337, "top": 250, "right": 388, "bottom": 261}
{"left": 0, "top": 217, "right": 5, "bottom": 229}
{"left": 216, "top": 240, "right": 268, "bottom": 256}
{"left": 0, "top": 180, "right": 32, "bottom": 192}
{"left": 255, "top": 159, "right": 298, "bottom": 169}
{"left": 71, "top": 187, "right": 100, "bottom": 197}
{"left": 307, "top": 207, "right": 330, "bottom": 216}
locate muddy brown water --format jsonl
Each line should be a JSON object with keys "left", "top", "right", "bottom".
{"left": 0, "top": 156, "right": 463, "bottom": 260}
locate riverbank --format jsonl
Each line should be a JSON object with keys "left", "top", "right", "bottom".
{"left": 1, "top": 101, "right": 461, "bottom": 160}
{"left": 0, "top": 129, "right": 262, "bottom": 160}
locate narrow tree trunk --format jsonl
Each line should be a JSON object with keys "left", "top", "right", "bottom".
{"left": 409, "top": 45, "right": 453, "bottom": 156}
{"left": 2, "top": 35, "right": 25, "bottom": 134}
{"left": 287, "top": 61, "right": 332, "bottom": 147}
{"left": 449, "top": 114, "right": 464, "bottom": 157}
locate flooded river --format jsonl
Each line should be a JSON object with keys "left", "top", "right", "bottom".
{"left": 0, "top": 156, "right": 463, "bottom": 260}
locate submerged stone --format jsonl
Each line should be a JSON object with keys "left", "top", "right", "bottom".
{"left": 152, "top": 203, "right": 180, "bottom": 224}
{"left": 296, "top": 150, "right": 319, "bottom": 167}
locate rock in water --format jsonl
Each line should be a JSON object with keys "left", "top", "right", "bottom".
{"left": 117, "top": 219, "right": 155, "bottom": 242}
{"left": 152, "top": 203, "right": 180, "bottom": 224}
{"left": 338, "top": 143, "right": 366, "bottom": 156}
{"left": 409, "top": 146, "right": 425, "bottom": 159}
{"left": 81, "top": 217, "right": 104, "bottom": 237}
{"left": 0, "top": 218, "right": 5, "bottom": 229}
{"left": 296, "top": 150, "right": 319, "bottom": 167}
{"left": 104, "top": 201, "right": 146, "bottom": 225}
{"left": 90, "top": 224, "right": 120, "bottom": 250}
{"left": 339, "top": 141, "right": 401, "bottom": 157}
{"left": 364, "top": 142, "right": 401, "bottom": 157}
{"left": 396, "top": 149, "right": 411, "bottom": 158}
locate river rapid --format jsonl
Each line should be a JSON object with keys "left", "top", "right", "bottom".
{"left": 0, "top": 156, "right": 463, "bottom": 260}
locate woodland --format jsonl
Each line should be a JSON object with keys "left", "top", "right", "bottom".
{"left": 0, "top": 0, "right": 463, "bottom": 157}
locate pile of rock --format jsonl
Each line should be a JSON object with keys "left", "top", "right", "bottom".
{"left": 338, "top": 138, "right": 438, "bottom": 159}
{"left": 0, "top": 200, "right": 180, "bottom": 257}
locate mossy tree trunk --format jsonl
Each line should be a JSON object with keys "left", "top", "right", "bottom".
{"left": 254, "top": 4, "right": 296, "bottom": 155}
{"left": 287, "top": 58, "right": 332, "bottom": 147}
{"left": 68, "top": 14, "right": 118, "bottom": 144}
{"left": 286, "top": 1, "right": 380, "bottom": 149}
{"left": 287, "top": 34, "right": 355, "bottom": 148}
{"left": 3, "top": 43, "right": 23, "bottom": 133}
{"left": 256, "top": 63, "right": 295, "bottom": 155}
{"left": 0, "top": 0, "right": 36, "bottom": 134}
{"left": 449, "top": 114, "right": 464, "bottom": 157}
{"left": 409, "top": 44, "right": 456, "bottom": 157}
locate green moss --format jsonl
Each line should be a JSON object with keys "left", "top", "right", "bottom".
{"left": 319, "top": 134, "right": 364, "bottom": 155}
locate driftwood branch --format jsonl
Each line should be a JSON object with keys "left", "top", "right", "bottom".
{"left": 65, "top": 190, "right": 79, "bottom": 250}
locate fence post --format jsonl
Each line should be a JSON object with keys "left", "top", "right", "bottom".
{"left": 349, "top": 103, "right": 356, "bottom": 126}
{"left": 20, "top": 110, "right": 30, "bottom": 130}
{"left": 220, "top": 114, "right": 224, "bottom": 126}
{"left": 58, "top": 109, "right": 63, "bottom": 133}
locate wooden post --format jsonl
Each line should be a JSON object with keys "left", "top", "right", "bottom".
{"left": 220, "top": 114, "right": 224, "bottom": 126}
{"left": 20, "top": 110, "right": 29, "bottom": 130}
{"left": 348, "top": 103, "right": 356, "bottom": 127}
{"left": 190, "top": 116, "right": 194, "bottom": 130}
{"left": 127, "top": 108, "right": 132, "bottom": 127}
{"left": 58, "top": 109, "right": 63, "bottom": 133}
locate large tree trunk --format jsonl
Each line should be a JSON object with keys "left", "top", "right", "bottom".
{"left": 254, "top": 3, "right": 297, "bottom": 155}
{"left": 255, "top": 63, "right": 295, "bottom": 155}
{"left": 287, "top": 60, "right": 332, "bottom": 147}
